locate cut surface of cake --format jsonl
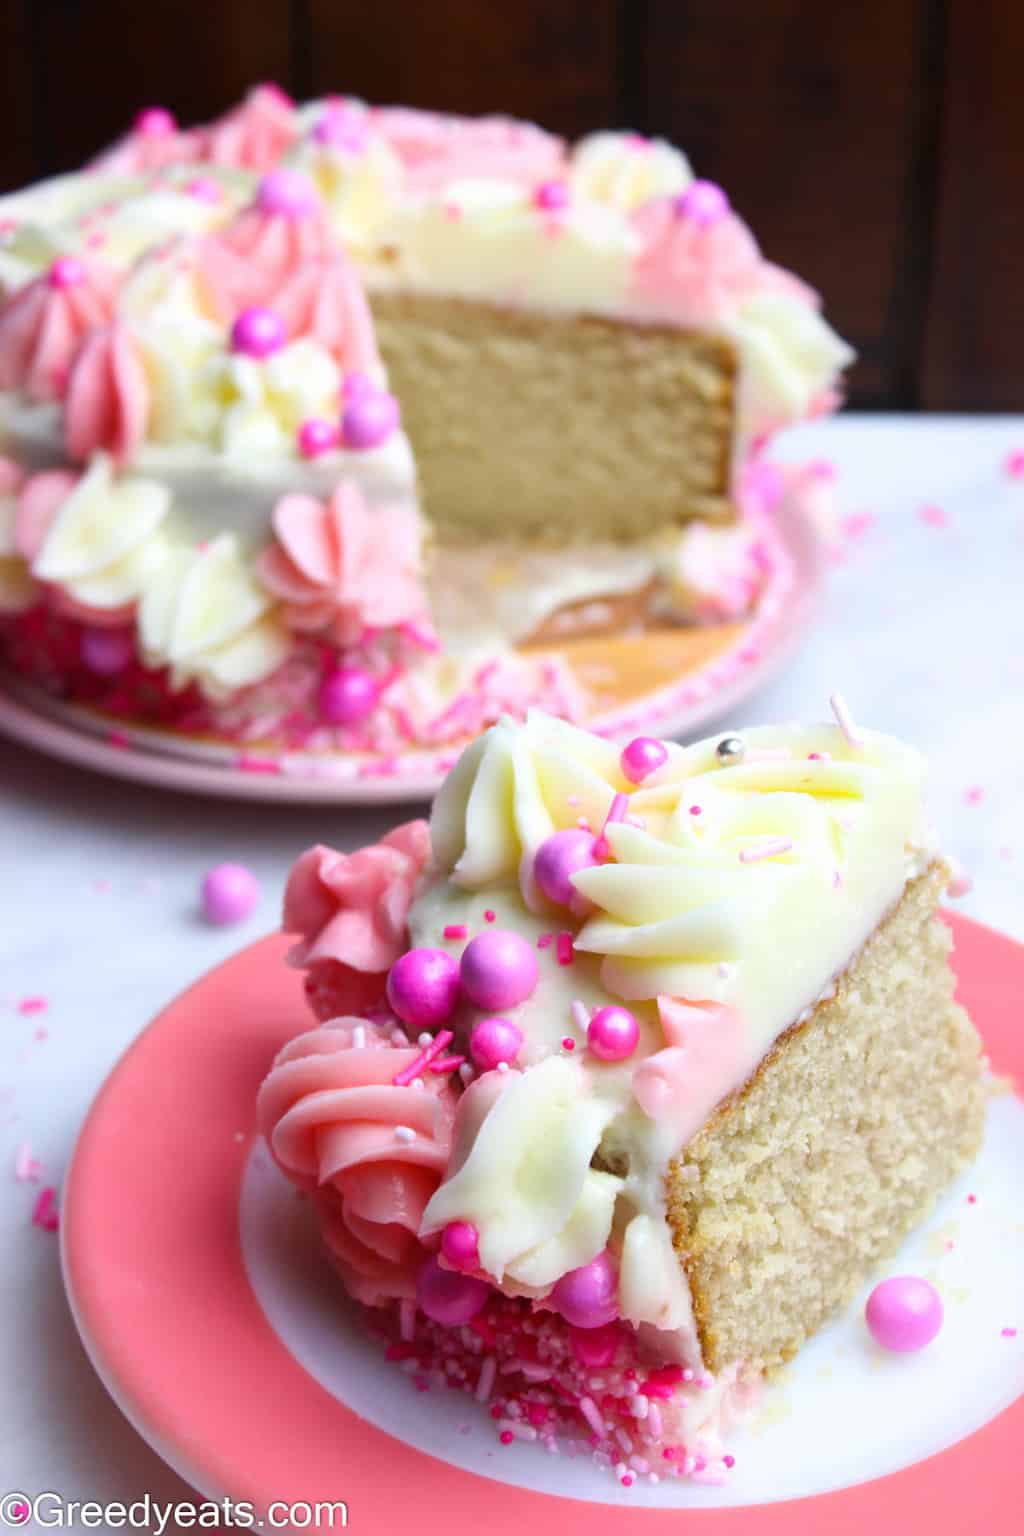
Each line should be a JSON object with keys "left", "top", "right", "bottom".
{"left": 0, "top": 87, "right": 852, "bottom": 758}
{"left": 257, "top": 706, "right": 984, "bottom": 1480}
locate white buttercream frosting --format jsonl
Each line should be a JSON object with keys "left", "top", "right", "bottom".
{"left": 569, "top": 131, "right": 693, "bottom": 212}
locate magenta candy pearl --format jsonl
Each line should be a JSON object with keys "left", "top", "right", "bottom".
{"left": 568, "top": 1323, "right": 619, "bottom": 1368}
{"left": 587, "top": 1005, "right": 640, "bottom": 1063}
{"left": 469, "top": 1016, "right": 524, "bottom": 1072}
{"left": 341, "top": 391, "right": 401, "bottom": 451}
{"left": 297, "top": 418, "right": 340, "bottom": 458}
{"left": 387, "top": 947, "right": 460, "bottom": 1030}
{"left": 440, "top": 1221, "right": 480, "bottom": 1272}
{"left": 533, "top": 828, "right": 600, "bottom": 907}
{"left": 674, "top": 179, "right": 730, "bottom": 227}
{"left": 534, "top": 180, "right": 570, "bottom": 212}
{"left": 620, "top": 735, "right": 669, "bottom": 784}
{"left": 865, "top": 1276, "right": 944, "bottom": 1353}
{"left": 342, "top": 370, "right": 374, "bottom": 402}
{"left": 48, "top": 256, "right": 85, "bottom": 291}
{"left": 80, "top": 626, "right": 134, "bottom": 677}
{"left": 317, "top": 666, "right": 378, "bottom": 725}
{"left": 257, "top": 169, "right": 317, "bottom": 219}
{"left": 313, "top": 110, "right": 368, "bottom": 152}
{"left": 230, "top": 306, "right": 286, "bottom": 360}
{"left": 551, "top": 1251, "right": 618, "bottom": 1329}
{"left": 185, "top": 177, "right": 222, "bottom": 204}
{"left": 460, "top": 930, "right": 539, "bottom": 1012}
{"left": 200, "top": 863, "right": 260, "bottom": 926}
{"left": 134, "top": 107, "right": 176, "bottom": 139}
{"left": 416, "top": 1254, "right": 489, "bottom": 1326}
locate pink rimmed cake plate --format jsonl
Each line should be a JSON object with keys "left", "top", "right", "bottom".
{"left": 61, "top": 912, "right": 1023, "bottom": 1534}
{"left": 0, "top": 490, "right": 823, "bottom": 805}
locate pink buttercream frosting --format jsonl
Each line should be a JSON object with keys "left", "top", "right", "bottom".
{"left": 632, "top": 1000, "right": 745, "bottom": 1146}
{"left": 90, "top": 127, "right": 205, "bottom": 176}
{"left": 258, "top": 1020, "right": 457, "bottom": 1304}
{"left": 198, "top": 198, "right": 336, "bottom": 318}
{"left": 14, "top": 468, "right": 134, "bottom": 627}
{"left": 283, "top": 821, "right": 432, "bottom": 1014}
{"left": 203, "top": 85, "right": 299, "bottom": 171}
{"left": 628, "top": 198, "right": 769, "bottom": 324}
{"left": 369, "top": 107, "right": 566, "bottom": 193}
{"left": 64, "top": 323, "right": 150, "bottom": 465}
{"left": 258, "top": 484, "right": 427, "bottom": 645}
{"left": 271, "top": 256, "right": 381, "bottom": 373}
{"left": 0, "top": 262, "right": 119, "bottom": 402}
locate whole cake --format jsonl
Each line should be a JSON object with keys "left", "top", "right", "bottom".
{"left": 0, "top": 87, "right": 853, "bottom": 766}
{"left": 258, "top": 702, "right": 984, "bottom": 1480}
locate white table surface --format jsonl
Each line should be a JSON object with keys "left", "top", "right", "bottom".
{"left": 3, "top": 412, "right": 1023, "bottom": 1523}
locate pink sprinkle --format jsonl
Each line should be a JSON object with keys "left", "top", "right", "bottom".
{"left": 829, "top": 690, "right": 863, "bottom": 748}
{"left": 1004, "top": 449, "right": 1024, "bottom": 479}
{"left": 1001, "top": 1327, "right": 1018, "bottom": 1338}
{"left": 484, "top": 910, "right": 496, "bottom": 923}
{"left": 593, "top": 792, "right": 629, "bottom": 860}
{"left": 841, "top": 510, "right": 876, "bottom": 541}
{"left": 620, "top": 1474, "right": 634, "bottom": 1488}
{"left": 689, "top": 805, "right": 702, "bottom": 816}
{"left": 17, "top": 997, "right": 47, "bottom": 1016}
{"left": 561, "top": 1036, "right": 576, "bottom": 1052}
{"left": 537, "top": 933, "right": 553, "bottom": 949}
{"left": 739, "top": 836, "right": 793, "bottom": 864}
{"left": 392, "top": 1029, "right": 453, "bottom": 1086}
{"left": 236, "top": 755, "right": 282, "bottom": 776}
{"left": 647, "top": 1403, "right": 663, "bottom": 1437}
{"left": 108, "top": 729, "right": 131, "bottom": 750}
{"left": 579, "top": 1395, "right": 606, "bottom": 1439}
{"left": 499, "top": 1430, "right": 515, "bottom": 1445}
{"left": 963, "top": 785, "right": 984, "bottom": 806}
{"left": 32, "top": 1186, "right": 59, "bottom": 1232}
{"left": 918, "top": 504, "right": 949, "bottom": 529}
{"left": 429, "top": 1054, "right": 466, "bottom": 1074}
{"left": 967, "top": 1193, "right": 977, "bottom": 1204}
{"left": 443, "top": 924, "right": 468, "bottom": 941}
{"left": 556, "top": 932, "right": 574, "bottom": 966}
{"left": 14, "top": 1143, "right": 41, "bottom": 1182}
{"left": 723, "top": 1454, "right": 736, "bottom": 1469}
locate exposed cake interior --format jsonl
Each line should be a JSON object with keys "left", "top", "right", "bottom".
{"left": 258, "top": 708, "right": 983, "bottom": 1480}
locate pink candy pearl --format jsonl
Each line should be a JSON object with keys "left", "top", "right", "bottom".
{"left": 80, "top": 626, "right": 134, "bottom": 677}
{"left": 134, "top": 107, "right": 176, "bottom": 139}
{"left": 469, "top": 1016, "right": 524, "bottom": 1072}
{"left": 533, "top": 828, "right": 599, "bottom": 906}
{"left": 440, "top": 1221, "right": 480, "bottom": 1271}
{"left": 587, "top": 1005, "right": 640, "bottom": 1063}
{"left": 341, "top": 391, "right": 401, "bottom": 451}
{"left": 230, "top": 307, "right": 286, "bottom": 359}
{"left": 48, "top": 256, "right": 85, "bottom": 291}
{"left": 534, "top": 180, "right": 570, "bottom": 212}
{"left": 460, "top": 930, "right": 539, "bottom": 1012}
{"left": 257, "top": 168, "right": 317, "bottom": 218}
{"left": 568, "top": 1322, "right": 620, "bottom": 1368}
{"left": 865, "top": 1276, "right": 944, "bottom": 1352}
{"left": 674, "top": 179, "right": 730, "bottom": 227}
{"left": 416, "top": 1254, "right": 489, "bottom": 1326}
{"left": 551, "top": 1251, "right": 618, "bottom": 1329}
{"left": 387, "top": 947, "right": 460, "bottom": 1029}
{"left": 620, "top": 736, "right": 669, "bottom": 784}
{"left": 297, "top": 418, "right": 340, "bottom": 458}
{"left": 317, "top": 666, "right": 378, "bottom": 725}
{"left": 342, "top": 371, "right": 374, "bottom": 402}
{"left": 313, "top": 110, "right": 369, "bottom": 152}
{"left": 200, "top": 863, "right": 260, "bottom": 926}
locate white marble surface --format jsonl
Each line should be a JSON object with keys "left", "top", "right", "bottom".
{"left": 2, "top": 413, "right": 1023, "bottom": 1521}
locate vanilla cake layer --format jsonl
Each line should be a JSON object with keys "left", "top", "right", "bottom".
{"left": 369, "top": 291, "right": 737, "bottom": 546}
{"left": 667, "top": 861, "right": 985, "bottom": 1373}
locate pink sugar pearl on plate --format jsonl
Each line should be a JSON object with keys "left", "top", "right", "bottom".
{"left": 440, "top": 1221, "right": 480, "bottom": 1272}
{"left": 341, "top": 390, "right": 401, "bottom": 451}
{"left": 865, "top": 1275, "right": 944, "bottom": 1352}
{"left": 551, "top": 1251, "right": 618, "bottom": 1329}
{"left": 134, "top": 107, "right": 176, "bottom": 138}
{"left": 533, "top": 828, "right": 599, "bottom": 906}
{"left": 587, "top": 1005, "right": 640, "bottom": 1062}
{"left": 416, "top": 1255, "right": 489, "bottom": 1326}
{"left": 201, "top": 863, "right": 260, "bottom": 926}
{"left": 620, "top": 735, "right": 669, "bottom": 784}
{"left": 230, "top": 307, "right": 286, "bottom": 359}
{"left": 469, "top": 1016, "right": 524, "bottom": 1071}
{"left": 387, "top": 948, "right": 460, "bottom": 1029}
{"left": 318, "top": 666, "right": 378, "bottom": 726}
{"left": 257, "top": 169, "right": 317, "bottom": 218}
{"left": 459, "top": 930, "right": 539, "bottom": 1011}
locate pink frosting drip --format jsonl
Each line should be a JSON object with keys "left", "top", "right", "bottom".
{"left": 0, "top": 263, "right": 119, "bottom": 402}
{"left": 257, "top": 1020, "right": 458, "bottom": 1304}
{"left": 258, "top": 484, "right": 428, "bottom": 646}
{"left": 369, "top": 107, "right": 567, "bottom": 193}
{"left": 203, "top": 85, "right": 298, "bottom": 171}
{"left": 283, "top": 820, "right": 431, "bottom": 982}
{"left": 13, "top": 468, "right": 134, "bottom": 627}
{"left": 64, "top": 323, "right": 149, "bottom": 466}
{"left": 271, "top": 255, "right": 381, "bottom": 373}
{"left": 198, "top": 201, "right": 336, "bottom": 319}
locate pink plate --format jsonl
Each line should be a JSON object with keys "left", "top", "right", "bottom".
{"left": 61, "top": 913, "right": 1023, "bottom": 1532}
{"left": 1, "top": 492, "right": 824, "bottom": 806}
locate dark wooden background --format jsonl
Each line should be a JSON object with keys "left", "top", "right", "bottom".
{"left": 2, "top": 0, "right": 1020, "bottom": 411}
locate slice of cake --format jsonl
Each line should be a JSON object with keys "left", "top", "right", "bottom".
{"left": 0, "top": 89, "right": 852, "bottom": 759}
{"left": 258, "top": 704, "right": 984, "bottom": 1479}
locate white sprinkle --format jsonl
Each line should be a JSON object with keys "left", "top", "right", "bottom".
{"left": 458, "top": 1063, "right": 475, "bottom": 1084}
{"left": 717, "top": 962, "right": 734, "bottom": 980}
{"left": 391, "top": 1028, "right": 407, "bottom": 1047}
{"left": 647, "top": 1403, "right": 663, "bottom": 1437}
{"left": 496, "top": 1061, "right": 510, "bottom": 1074}
{"left": 616, "top": 1427, "right": 634, "bottom": 1454}
{"left": 351, "top": 1024, "right": 366, "bottom": 1048}
{"left": 499, "top": 1419, "right": 537, "bottom": 1442}
{"left": 579, "top": 1395, "right": 606, "bottom": 1439}
{"left": 630, "top": 1455, "right": 650, "bottom": 1474}
{"left": 628, "top": 1393, "right": 649, "bottom": 1420}
{"left": 475, "top": 1355, "right": 497, "bottom": 1402}
{"left": 418, "top": 1032, "right": 433, "bottom": 1047}
{"left": 682, "top": 1368, "right": 695, "bottom": 1382}
{"left": 518, "top": 1361, "right": 553, "bottom": 1381}
{"left": 412, "top": 1076, "right": 425, "bottom": 1090}
{"left": 399, "top": 1299, "right": 416, "bottom": 1341}
{"left": 394, "top": 1125, "right": 416, "bottom": 1144}
{"left": 830, "top": 690, "right": 863, "bottom": 748}
{"left": 738, "top": 836, "right": 793, "bottom": 863}
{"left": 570, "top": 999, "right": 590, "bottom": 1034}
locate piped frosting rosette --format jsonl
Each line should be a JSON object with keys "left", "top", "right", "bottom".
{"left": 258, "top": 1019, "right": 458, "bottom": 1305}
{"left": 0, "top": 257, "right": 119, "bottom": 402}
{"left": 568, "top": 131, "right": 693, "bottom": 212}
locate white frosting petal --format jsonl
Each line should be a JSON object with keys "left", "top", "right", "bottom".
{"left": 570, "top": 132, "right": 692, "bottom": 212}
{"left": 731, "top": 292, "right": 855, "bottom": 435}
{"left": 33, "top": 457, "right": 170, "bottom": 582}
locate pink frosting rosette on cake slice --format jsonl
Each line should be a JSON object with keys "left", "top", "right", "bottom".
{"left": 202, "top": 84, "right": 299, "bottom": 171}
{"left": 64, "top": 323, "right": 150, "bottom": 466}
{"left": 271, "top": 255, "right": 381, "bottom": 374}
{"left": 258, "top": 1020, "right": 458, "bottom": 1304}
{"left": 283, "top": 820, "right": 432, "bottom": 1022}
{"left": 198, "top": 194, "right": 336, "bottom": 318}
{"left": 0, "top": 260, "right": 119, "bottom": 403}
{"left": 258, "top": 484, "right": 428, "bottom": 647}
{"left": 369, "top": 107, "right": 567, "bottom": 193}
{"left": 629, "top": 197, "right": 769, "bottom": 325}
